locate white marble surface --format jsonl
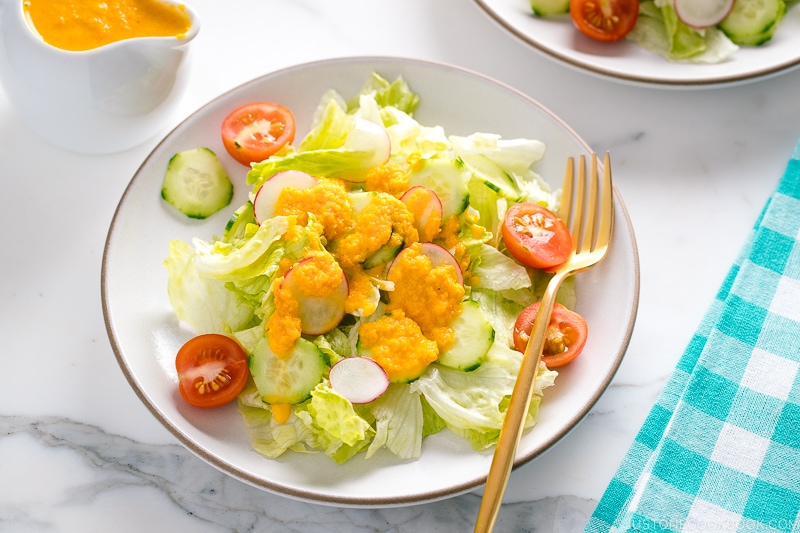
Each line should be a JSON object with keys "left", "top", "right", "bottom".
{"left": 1, "top": 1, "right": 799, "bottom": 531}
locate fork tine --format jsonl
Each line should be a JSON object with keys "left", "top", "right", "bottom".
{"left": 571, "top": 155, "right": 586, "bottom": 254}
{"left": 560, "top": 157, "right": 574, "bottom": 226}
{"left": 596, "top": 152, "right": 614, "bottom": 250}
{"left": 580, "top": 154, "right": 599, "bottom": 254}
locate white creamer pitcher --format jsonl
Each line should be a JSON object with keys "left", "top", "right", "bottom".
{"left": 0, "top": 0, "right": 199, "bottom": 154}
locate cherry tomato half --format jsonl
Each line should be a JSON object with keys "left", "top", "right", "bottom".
{"left": 175, "top": 333, "right": 249, "bottom": 408}
{"left": 502, "top": 202, "right": 572, "bottom": 269}
{"left": 221, "top": 102, "right": 296, "bottom": 167}
{"left": 513, "top": 302, "right": 589, "bottom": 368}
{"left": 570, "top": 0, "right": 640, "bottom": 43}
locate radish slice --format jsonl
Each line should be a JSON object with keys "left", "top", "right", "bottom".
{"left": 419, "top": 242, "right": 464, "bottom": 285}
{"left": 253, "top": 170, "right": 318, "bottom": 224}
{"left": 675, "top": 0, "right": 734, "bottom": 28}
{"left": 400, "top": 186, "right": 443, "bottom": 242}
{"left": 283, "top": 258, "right": 348, "bottom": 335}
{"left": 387, "top": 242, "right": 464, "bottom": 286}
{"left": 329, "top": 357, "right": 389, "bottom": 404}
{"left": 343, "top": 118, "right": 391, "bottom": 169}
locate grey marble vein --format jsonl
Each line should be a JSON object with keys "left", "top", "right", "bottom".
{"left": 0, "top": 415, "right": 594, "bottom": 532}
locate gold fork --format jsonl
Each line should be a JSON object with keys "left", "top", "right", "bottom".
{"left": 474, "top": 152, "right": 615, "bottom": 533}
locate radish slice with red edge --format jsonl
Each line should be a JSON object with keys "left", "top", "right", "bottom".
{"left": 419, "top": 242, "right": 464, "bottom": 285}
{"left": 387, "top": 242, "right": 464, "bottom": 286}
{"left": 253, "top": 170, "right": 318, "bottom": 224}
{"left": 283, "top": 258, "right": 348, "bottom": 335}
{"left": 675, "top": 0, "right": 734, "bottom": 28}
{"left": 343, "top": 118, "right": 391, "bottom": 169}
{"left": 400, "top": 186, "right": 443, "bottom": 242}
{"left": 329, "top": 357, "right": 389, "bottom": 404}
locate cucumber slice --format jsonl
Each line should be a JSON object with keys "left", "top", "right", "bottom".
{"left": 719, "top": 0, "right": 786, "bottom": 45}
{"left": 462, "top": 154, "right": 520, "bottom": 201}
{"left": 530, "top": 0, "right": 570, "bottom": 16}
{"left": 363, "top": 242, "right": 403, "bottom": 269}
{"left": 222, "top": 201, "right": 256, "bottom": 242}
{"left": 161, "top": 147, "right": 233, "bottom": 219}
{"left": 249, "top": 336, "right": 327, "bottom": 404}
{"left": 347, "top": 191, "right": 379, "bottom": 215}
{"left": 408, "top": 158, "right": 470, "bottom": 220}
{"left": 437, "top": 300, "right": 494, "bottom": 371}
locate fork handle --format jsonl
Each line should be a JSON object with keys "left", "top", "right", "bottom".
{"left": 474, "top": 272, "right": 566, "bottom": 533}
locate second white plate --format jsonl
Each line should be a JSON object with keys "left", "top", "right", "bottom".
{"left": 473, "top": 0, "right": 800, "bottom": 88}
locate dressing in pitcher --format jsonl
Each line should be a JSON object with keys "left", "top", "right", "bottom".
{"left": 23, "top": 0, "right": 192, "bottom": 51}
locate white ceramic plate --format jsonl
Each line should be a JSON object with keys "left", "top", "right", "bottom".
{"left": 102, "top": 56, "right": 640, "bottom": 507}
{"left": 473, "top": 0, "right": 800, "bottom": 88}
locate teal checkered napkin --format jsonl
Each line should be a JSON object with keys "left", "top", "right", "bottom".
{"left": 585, "top": 139, "right": 800, "bottom": 533}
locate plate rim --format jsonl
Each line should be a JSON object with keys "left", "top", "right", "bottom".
{"left": 101, "top": 55, "right": 641, "bottom": 507}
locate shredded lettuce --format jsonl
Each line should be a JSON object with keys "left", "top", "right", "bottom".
{"left": 238, "top": 381, "right": 320, "bottom": 457}
{"left": 164, "top": 239, "right": 256, "bottom": 334}
{"left": 346, "top": 72, "right": 420, "bottom": 115}
{"left": 451, "top": 132, "right": 546, "bottom": 176}
{"left": 366, "top": 384, "right": 424, "bottom": 459}
{"left": 410, "top": 343, "right": 557, "bottom": 451}
{"left": 627, "top": 0, "right": 739, "bottom": 63}
{"left": 308, "top": 382, "right": 373, "bottom": 448}
{"left": 470, "top": 244, "right": 532, "bottom": 292}
{"left": 192, "top": 215, "right": 289, "bottom": 280}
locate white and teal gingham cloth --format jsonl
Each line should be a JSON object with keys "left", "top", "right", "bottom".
{"left": 586, "top": 139, "right": 800, "bottom": 533}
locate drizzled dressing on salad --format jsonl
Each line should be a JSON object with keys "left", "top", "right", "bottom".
{"left": 163, "top": 73, "right": 585, "bottom": 463}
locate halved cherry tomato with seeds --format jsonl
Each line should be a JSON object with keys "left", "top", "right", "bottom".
{"left": 513, "top": 302, "right": 588, "bottom": 368}
{"left": 221, "top": 102, "right": 296, "bottom": 166}
{"left": 570, "top": 0, "right": 640, "bottom": 43}
{"left": 501, "top": 202, "right": 572, "bottom": 269}
{"left": 175, "top": 333, "right": 249, "bottom": 408}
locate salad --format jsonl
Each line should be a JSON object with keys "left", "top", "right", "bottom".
{"left": 533, "top": 0, "right": 795, "bottom": 64}
{"left": 162, "top": 73, "right": 585, "bottom": 464}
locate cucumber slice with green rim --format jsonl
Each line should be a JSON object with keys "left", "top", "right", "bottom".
{"left": 462, "top": 154, "right": 520, "bottom": 201}
{"left": 719, "top": 0, "right": 786, "bottom": 46}
{"left": 161, "top": 147, "right": 233, "bottom": 219}
{"left": 408, "top": 158, "right": 470, "bottom": 220}
{"left": 437, "top": 300, "right": 494, "bottom": 371}
{"left": 363, "top": 241, "right": 403, "bottom": 269}
{"left": 249, "top": 336, "right": 327, "bottom": 405}
{"left": 222, "top": 201, "right": 256, "bottom": 242}
{"left": 530, "top": 0, "right": 570, "bottom": 16}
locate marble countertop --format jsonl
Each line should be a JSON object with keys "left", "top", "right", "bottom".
{"left": 2, "top": 1, "right": 800, "bottom": 531}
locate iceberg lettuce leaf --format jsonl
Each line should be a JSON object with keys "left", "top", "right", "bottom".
{"left": 347, "top": 72, "right": 420, "bottom": 115}
{"left": 366, "top": 384, "right": 424, "bottom": 460}
{"left": 308, "top": 382, "right": 373, "bottom": 448}
{"left": 238, "top": 382, "right": 321, "bottom": 457}
{"left": 300, "top": 97, "right": 353, "bottom": 153}
{"left": 410, "top": 342, "right": 557, "bottom": 446}
{"left": 164, "top": 239, "right": 256, "bottom": 334}
{"left": 470, "top": 244, "right": 532, "bottom": 292}
{"left": 451, "top": 132, "right": 545, "bottom": 176}
{"left": 192, "top": 216, "right": 290, "bottom": 280}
